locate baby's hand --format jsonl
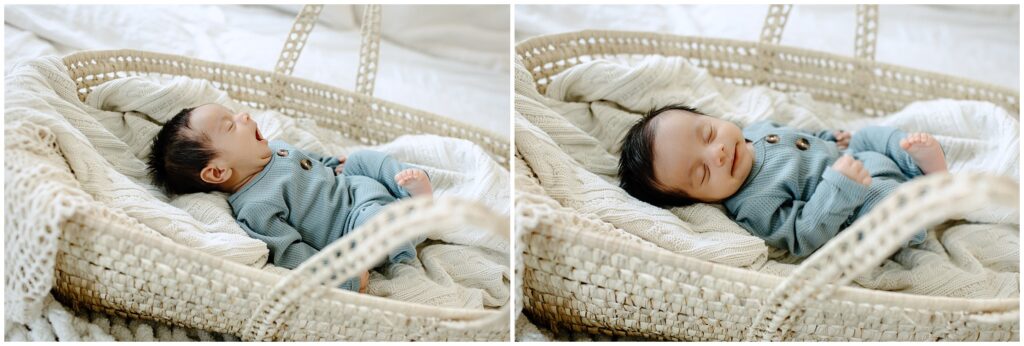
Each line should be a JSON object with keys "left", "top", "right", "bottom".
{"left": 359, "top": 270, "right": 369, "bottom": 293}
{"left": 334, "top": 154, "right": 347, "bottom": 175}
{"left": 832, "top": 130, "right": 852, "bottom": 150}
{"left": 832, "top": 154, "right": 871, "bottom": 186}
{"left": 395, "top": 168, "right": 433, "bottom": 197}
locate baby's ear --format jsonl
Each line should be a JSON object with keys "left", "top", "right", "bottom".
{"left": 199, "top": 163, "right": 231, "bottom": 185}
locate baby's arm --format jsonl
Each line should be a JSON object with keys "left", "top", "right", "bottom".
{"left": 341, "top": 150, "right": 431, "bottom": 198}
{"left": 305, "top": 150, "right": 344, "bottom": 171}
{"left": 731, "top": 166, "right": 870, "bottom": 257}
{"left": 236, "top": 203, "right": 364, "bottom": 292}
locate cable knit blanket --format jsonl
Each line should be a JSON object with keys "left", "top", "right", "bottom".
{"left": 5, "top": 56, "right": 509, "bottom": 340}
{"left": 514, "top": 55, "right": 1019, "bottom": 299}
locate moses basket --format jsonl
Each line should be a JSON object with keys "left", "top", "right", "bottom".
{"left": 11, "top": 5, "right": 511, "bottom": 341}
{"left": 514, "top": 5, "right": 1019, "bottom": 341}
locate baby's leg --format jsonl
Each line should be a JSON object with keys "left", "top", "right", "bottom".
{"left": 847, "top": 174, "right": 929, "bottom": 247}
{"left": 344, "top": 150, "right": 427, "bottom": 199}
{"left": 899, "top": 133, "right": 947, "bottom": 174}
{"left": 848, "top": 154, "right": 926, "bottom": 247}
{"left": 847, "top": 126, "right": 941, "bottom": 178}
{"left": 347, "top": 201, "right": 427, "bottom": 265}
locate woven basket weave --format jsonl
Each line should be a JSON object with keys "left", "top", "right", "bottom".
{"left": 41, "top": 5, "right": 510, "bottom": 341}
{"left": 514, "top": 5, "right": 1019, "bottom": 341}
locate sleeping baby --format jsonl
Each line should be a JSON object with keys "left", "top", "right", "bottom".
{"left": 618, "top": 104, "right": 948, "bottom": 257}
{"left": 147, "top": 103, "right": 432, "bottom": 292}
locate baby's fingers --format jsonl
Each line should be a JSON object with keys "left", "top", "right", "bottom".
{"left": 854, "top": 163, "right": 872, "bottom": 185}
{"left": 833, "top": 154, "right": 855, "bottom": 170}
{"left": 850, "top": 157, "right": 863, "bottom": 169}
{"left": 859, "top": 168, "right": 872, "bottom": 185}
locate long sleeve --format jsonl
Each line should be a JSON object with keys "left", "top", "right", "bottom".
{"left": 304, "top": 149, "right": 342, "bottom": 170}
{"left": 812, "top": 129, "right": 838, "bottom": 142}
{"left": 730, "top": 168, "right": 869, "bottom": 257}
{"left": 235, "top": 202, "right": 362, "bottom": 291}
{"left": 340, "top": 150, "right": 415, "bottom": 199}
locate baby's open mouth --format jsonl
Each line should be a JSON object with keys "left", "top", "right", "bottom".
{"left": 255, "top": 127, "right": 264, "bottom": 142}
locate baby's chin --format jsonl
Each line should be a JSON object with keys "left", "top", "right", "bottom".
{"left": 256, "top": 146, "right": 272, "bottom": 162}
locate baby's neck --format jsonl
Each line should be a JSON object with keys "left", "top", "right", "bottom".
{"left": 223, "top": 164, "right": 267, "bottom": 193}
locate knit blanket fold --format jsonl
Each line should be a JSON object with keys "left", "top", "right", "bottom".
{"left": 515, "top": 54, "right": 1019, "bottom": 299}
{"left": 5, "top": 56, "right": 509, "bottom": 338}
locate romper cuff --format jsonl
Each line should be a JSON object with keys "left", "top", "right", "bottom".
{"left": 816, "top": 129, "right": 838, "bottom": 142}
{"left": 322, "top": 156, "right": 341, "bottom": 169}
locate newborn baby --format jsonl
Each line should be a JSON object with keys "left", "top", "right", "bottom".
{"left": 147, "top": 103, "right": 432, "bottom": 292}
{"left": 619, "top": 104, "right": 948, "bottom": 257}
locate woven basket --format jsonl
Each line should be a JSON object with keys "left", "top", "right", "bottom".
{"left": 41, "top": 5, "right": 510, "bottom": 341}
{"left": 514, "top": 5, "right": 1019, "bottom": 341}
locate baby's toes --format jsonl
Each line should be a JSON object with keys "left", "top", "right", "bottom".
{"left": 922, "top": 134, "right": 937, "bottom": 146}
{"left": 412, "top": 170, "right": 426, "bottom": 180}
{"left": 916, "top": 133, "right": 930, "bottom": 144}
{"left": 900, "top": 137, "right": 913, "bottom": 150}
{"left": 906, "top": 133, "right": 919, "bottom": 144}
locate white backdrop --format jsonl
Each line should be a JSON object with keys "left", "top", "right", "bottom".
{"left": 516, "top": 4, "right": 1019, "bottom": 91}
{"left": 5, "top": 4, "right": 511, "bottom": 139}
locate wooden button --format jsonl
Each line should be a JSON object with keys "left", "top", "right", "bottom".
{"left": 765, "top": 134, "right": 779, "bottom": 144}
{"left": 277, "top": 149, "right": 289, "bottom": 157}
{"left": 796, "top": 137, "right": 810, "bottom": 150}
{"left": 300, "top": 159, "right": 312, "bottom": 170}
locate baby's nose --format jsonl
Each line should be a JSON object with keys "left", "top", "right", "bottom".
{"left": 712, "top": 144, "right": 727, "bottom": 166}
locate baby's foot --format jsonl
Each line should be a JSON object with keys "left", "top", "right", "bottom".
{"left": 395, "top": 169, "right": 432, "bottom": 197}
{"left": 900, "top": 133, "right": 948, "bottom": 174}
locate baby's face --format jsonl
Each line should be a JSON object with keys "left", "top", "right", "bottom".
{"left": 650, "top": 110, "right": 754, "bottom": 202}
{"left": 189, "top": 103, "right": 272, "bottom": 172}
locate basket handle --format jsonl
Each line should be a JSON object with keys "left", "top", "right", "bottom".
{"left": 271, "top": 4, "right": 382, "bottom": 108}
{"left": 745, "top": 172, "right": 1020, "bottom": 341}
{"left": 354, "top": 5, "right": 382, "bottom": 97}
{"left": 241, "top": 196, "right": 511, "bottom": 341}
{"left": 759, "top": 4, "right": 878, "bottom": 61}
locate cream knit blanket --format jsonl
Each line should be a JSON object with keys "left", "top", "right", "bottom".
{"left": 5, "top": 57, "right": 509, "bottom": 339}
{"left": 515, "top": 55, "right": 1019, "bottom": 298}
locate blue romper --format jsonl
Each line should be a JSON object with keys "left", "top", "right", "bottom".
{"left": 229, "top": 141, "right": 423, "bottom": 291}
{"left": 723, "top": 121, "right": 928, "bottom": 257}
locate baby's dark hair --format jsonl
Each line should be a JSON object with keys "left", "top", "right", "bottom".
{"left": 147, "top": 107, "right": 218, "bottom": 195}
{"left": 618, "top": 104, "right": 705, "bottom": 207}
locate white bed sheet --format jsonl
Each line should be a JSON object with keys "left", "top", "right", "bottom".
{"left": 4, "top": 4, "right": 510, "bottom": 139}
{"left": 515, "top": 4, "right": 1019, "bottom": 91}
